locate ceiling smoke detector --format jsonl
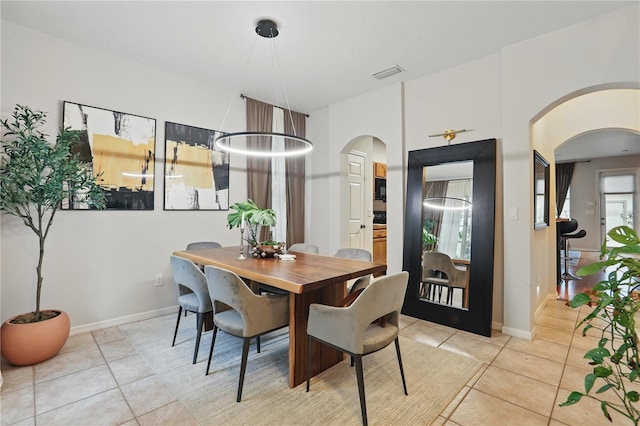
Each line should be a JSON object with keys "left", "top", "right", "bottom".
{"left": 372, "top": 65, "right": 405, "bottom": 80}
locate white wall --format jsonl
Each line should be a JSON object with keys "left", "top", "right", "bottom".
{"left": 1, "top": 22, "right": 246, "bottom": 327}
{"left": 307, "top": 83, "right": 404, "bottom": 273}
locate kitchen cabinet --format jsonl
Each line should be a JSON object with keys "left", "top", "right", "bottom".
{"left": 373, "top": 162, "right": 387, "bottom": 178}
{"left": 372, "top": 225, "right": 387, "bottom": 276}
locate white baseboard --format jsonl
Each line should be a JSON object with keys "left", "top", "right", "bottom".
{"left": 501, "top": 325, "right": 533, "bottom": 340}
{"left": 69, "top": 306, "right": 177, "bottom": 336}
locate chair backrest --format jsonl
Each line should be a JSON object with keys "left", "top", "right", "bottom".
{"left": 288, "top": 243, "right": 319, "bottom": 254}
{"left": 334, "top": 248, "right": 372, "bottom": 262}
{"left": 350, "top": 271, "right": 408, "bottom": 329}
{"left": 186, "top": 241, "right": 222, "bottom": 250}
{"left": 422, "top": 251, "right": 468, "bottom": 290}
{"left": 204, "top": 265, "right": 289, "bottom": 337}
{"left": 170, "top": 255, "right": 212, "bottom": 312}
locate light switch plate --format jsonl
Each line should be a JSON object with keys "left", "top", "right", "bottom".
{"left": 508, "top": 207, "right": 518, "bottom": 220}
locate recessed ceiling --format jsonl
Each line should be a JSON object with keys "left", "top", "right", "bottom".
{"left": 1, "top": 1, "right": 634, "bottom": 114}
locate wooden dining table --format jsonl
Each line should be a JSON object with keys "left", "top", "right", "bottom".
{"left": 173, "top": 246, "right": 387, "bottom": 388}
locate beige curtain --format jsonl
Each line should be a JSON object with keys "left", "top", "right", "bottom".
{"left": 246, "top": 97, "right": 307, "bottom": 244}
{"left": 246, "top": 98, "right": 273, "bottom": 241}
{"left": 284, "top": 110, "right": 306, "bottom": 247}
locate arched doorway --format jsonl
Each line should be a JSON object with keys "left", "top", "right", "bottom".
{"left": 340, "top": 136, "right": 387, "bottom": 259}
{"left": 531, "top": 86, "right": 640, "bottom": 305}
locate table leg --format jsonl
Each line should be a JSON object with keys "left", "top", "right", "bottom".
{"left": 288, "top": 281, "right": 346, "bottom": 388}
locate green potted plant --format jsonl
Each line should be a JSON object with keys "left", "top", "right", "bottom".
{"left": 0, "top": 104, "right": 106, "bottom": 365}
{"left": 422, "top": 219, "right": 438, "bottom": 251}
{"left": 560, "top": 225, "right": 640, "bottom": 424}
{"left": 226, "top": 199, "right": 282, "bottom": 256}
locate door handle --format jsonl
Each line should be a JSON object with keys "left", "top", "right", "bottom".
{"left": 360, "top": 224, "right": 366, "bottom": 229}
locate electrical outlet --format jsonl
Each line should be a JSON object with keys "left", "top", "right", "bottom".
{"left": 154, "top": 273, "right": 163, "bottom": 286}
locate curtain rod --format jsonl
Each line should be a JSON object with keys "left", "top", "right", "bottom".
{"left": 240, "top": 94, "right": 310, "bottom": 117}
{"left": 556, "top": 159, "right": 591, "bottom": 164}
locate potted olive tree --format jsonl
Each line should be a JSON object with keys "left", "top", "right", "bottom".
{"left": 0, "top": 104, "right": 106, "bottom": 365}
{"left": 560, "top": 225, "right": 640, "bottom": 424}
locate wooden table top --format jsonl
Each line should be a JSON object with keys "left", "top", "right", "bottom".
{"left": 173, "top": 246, "right": 387, "bottom": 294}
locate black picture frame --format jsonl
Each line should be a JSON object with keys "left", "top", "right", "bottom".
{"left": 402, "top": 139, "right": 496, "bottom": 337}
{"left": 164, "top": 122, "right": 230, "bottom": 211}
{"left": 533, "top": 150, "right": 550, "bottom": 229}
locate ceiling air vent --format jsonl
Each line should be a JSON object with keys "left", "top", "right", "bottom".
{"left": 372, "top": 65, "right": 405, "bottom": 80}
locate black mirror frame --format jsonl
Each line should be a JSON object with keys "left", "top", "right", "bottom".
{"left": 533, "top": 150, "right": 550, "bottom": 229}
{"left": 402, "top": 138, "right": 496, "bottom": 337}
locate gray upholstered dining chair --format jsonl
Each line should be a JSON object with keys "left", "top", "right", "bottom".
{"left": 204, "top": 265, "right": 290, "bottom": 402}
{"left": 421, "top": 251, "right": 468, "bottom": 306}
{"left": 306, "top": 271, "right": 409, "bottom": 426}
{"left": 287, "top": 243, "right": 319, "bottom": 254}
{"left": 170, "top": 255, "right": 213, "bottom": 364}
{"left": 186, "top": 241, "right": 222, "bottom": 251}
{"left": 334, "top": 248, "right": 373, "bottom": 294}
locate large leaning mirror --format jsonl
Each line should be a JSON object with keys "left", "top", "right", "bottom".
{"left": 402, "top": 138, "right": 496, "bottom": 336}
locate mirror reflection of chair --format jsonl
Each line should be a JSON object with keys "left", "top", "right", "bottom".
{"left": 306, "top": 271, "right": 409, "bottom": 426}
{"left": 420, "top": 252, "right": 468, "bottom": 307}
{"left": 204, "top": 265, "right": 289, "bottom": 402}
{"left": 170, "top": 255, "right": 213, "bottom": 364}
{"left": 558, "top": 219, "right": 586, "bottom": 281}
{"left": 287, "top": 243, "right": 319, "bottom": 254}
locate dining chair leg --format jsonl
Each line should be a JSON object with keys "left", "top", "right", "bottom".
{"left": 394, "top": 338, "right": 408, "bottom": 395}
{"left": 306, "top": 336, "right": 312, "bottom": 392}
{"left": 256, "top": 336, "right": 261, "bottom": 353}
{"left": 193, "top": 312, "right": 204, "bottom": 364}
{"left": 172, "top": 306, "right": 183, "bottom": 347}
{"left": 205, "top": 325, "right": 218, "bottom": 376}
{"left": 354, "top": 354, "right": 368, "bottom": 426}
{"left": 237, "top": 337, "right": 251, "bottom": 402}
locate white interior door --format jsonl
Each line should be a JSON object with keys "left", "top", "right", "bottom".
{"left": 347, "top": 151, "right": 366, "bottom": 249}
{"left": 599, "top": 169, "right": 639, "bottom": 247}
{"left": 599, "top": 169, "right": 640, "bottom": 247}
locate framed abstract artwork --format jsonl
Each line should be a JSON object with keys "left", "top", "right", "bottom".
{"left": 62, "top": 101, "right": 156, "bottom": 210}
{"left": 164, "top": 122, "right": 230, "bottom": 210}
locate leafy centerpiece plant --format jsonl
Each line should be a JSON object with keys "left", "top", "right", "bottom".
{"left": 0, "top": 104, "right": 106, "bottom": 365}
{"left": 226, "top": 199, "right": 282, "bottom": 256}
{"left": 560, "top": 225, "right": 640, "bottom": 424}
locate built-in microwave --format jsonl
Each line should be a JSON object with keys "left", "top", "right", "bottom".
{"left": 375, "top": 177, "right": 386, "bottom": 201}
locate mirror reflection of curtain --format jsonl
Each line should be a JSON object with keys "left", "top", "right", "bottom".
{"left": 437, "top": 180, "right": 472, "bottom": 260}
{"left": 423, "top": 180, "right": 447, "bottom": 249}
{"left": 555, "top": 162, "right": 574, "bottom": 217}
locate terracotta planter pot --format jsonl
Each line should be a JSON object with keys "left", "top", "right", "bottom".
{"left": 1, "top": 310, "right": 70, "bottom": 366}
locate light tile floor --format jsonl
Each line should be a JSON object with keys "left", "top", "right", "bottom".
{"left": 0, "top": 299, "right": 632, "bottom": 425}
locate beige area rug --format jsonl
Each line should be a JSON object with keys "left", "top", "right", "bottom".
{"left": 121, "top": 314, "right": 482, "bottom": 425}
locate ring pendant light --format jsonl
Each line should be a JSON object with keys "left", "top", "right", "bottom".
{"left": 214, "top": 19, "right": 313, "bottom": 157}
